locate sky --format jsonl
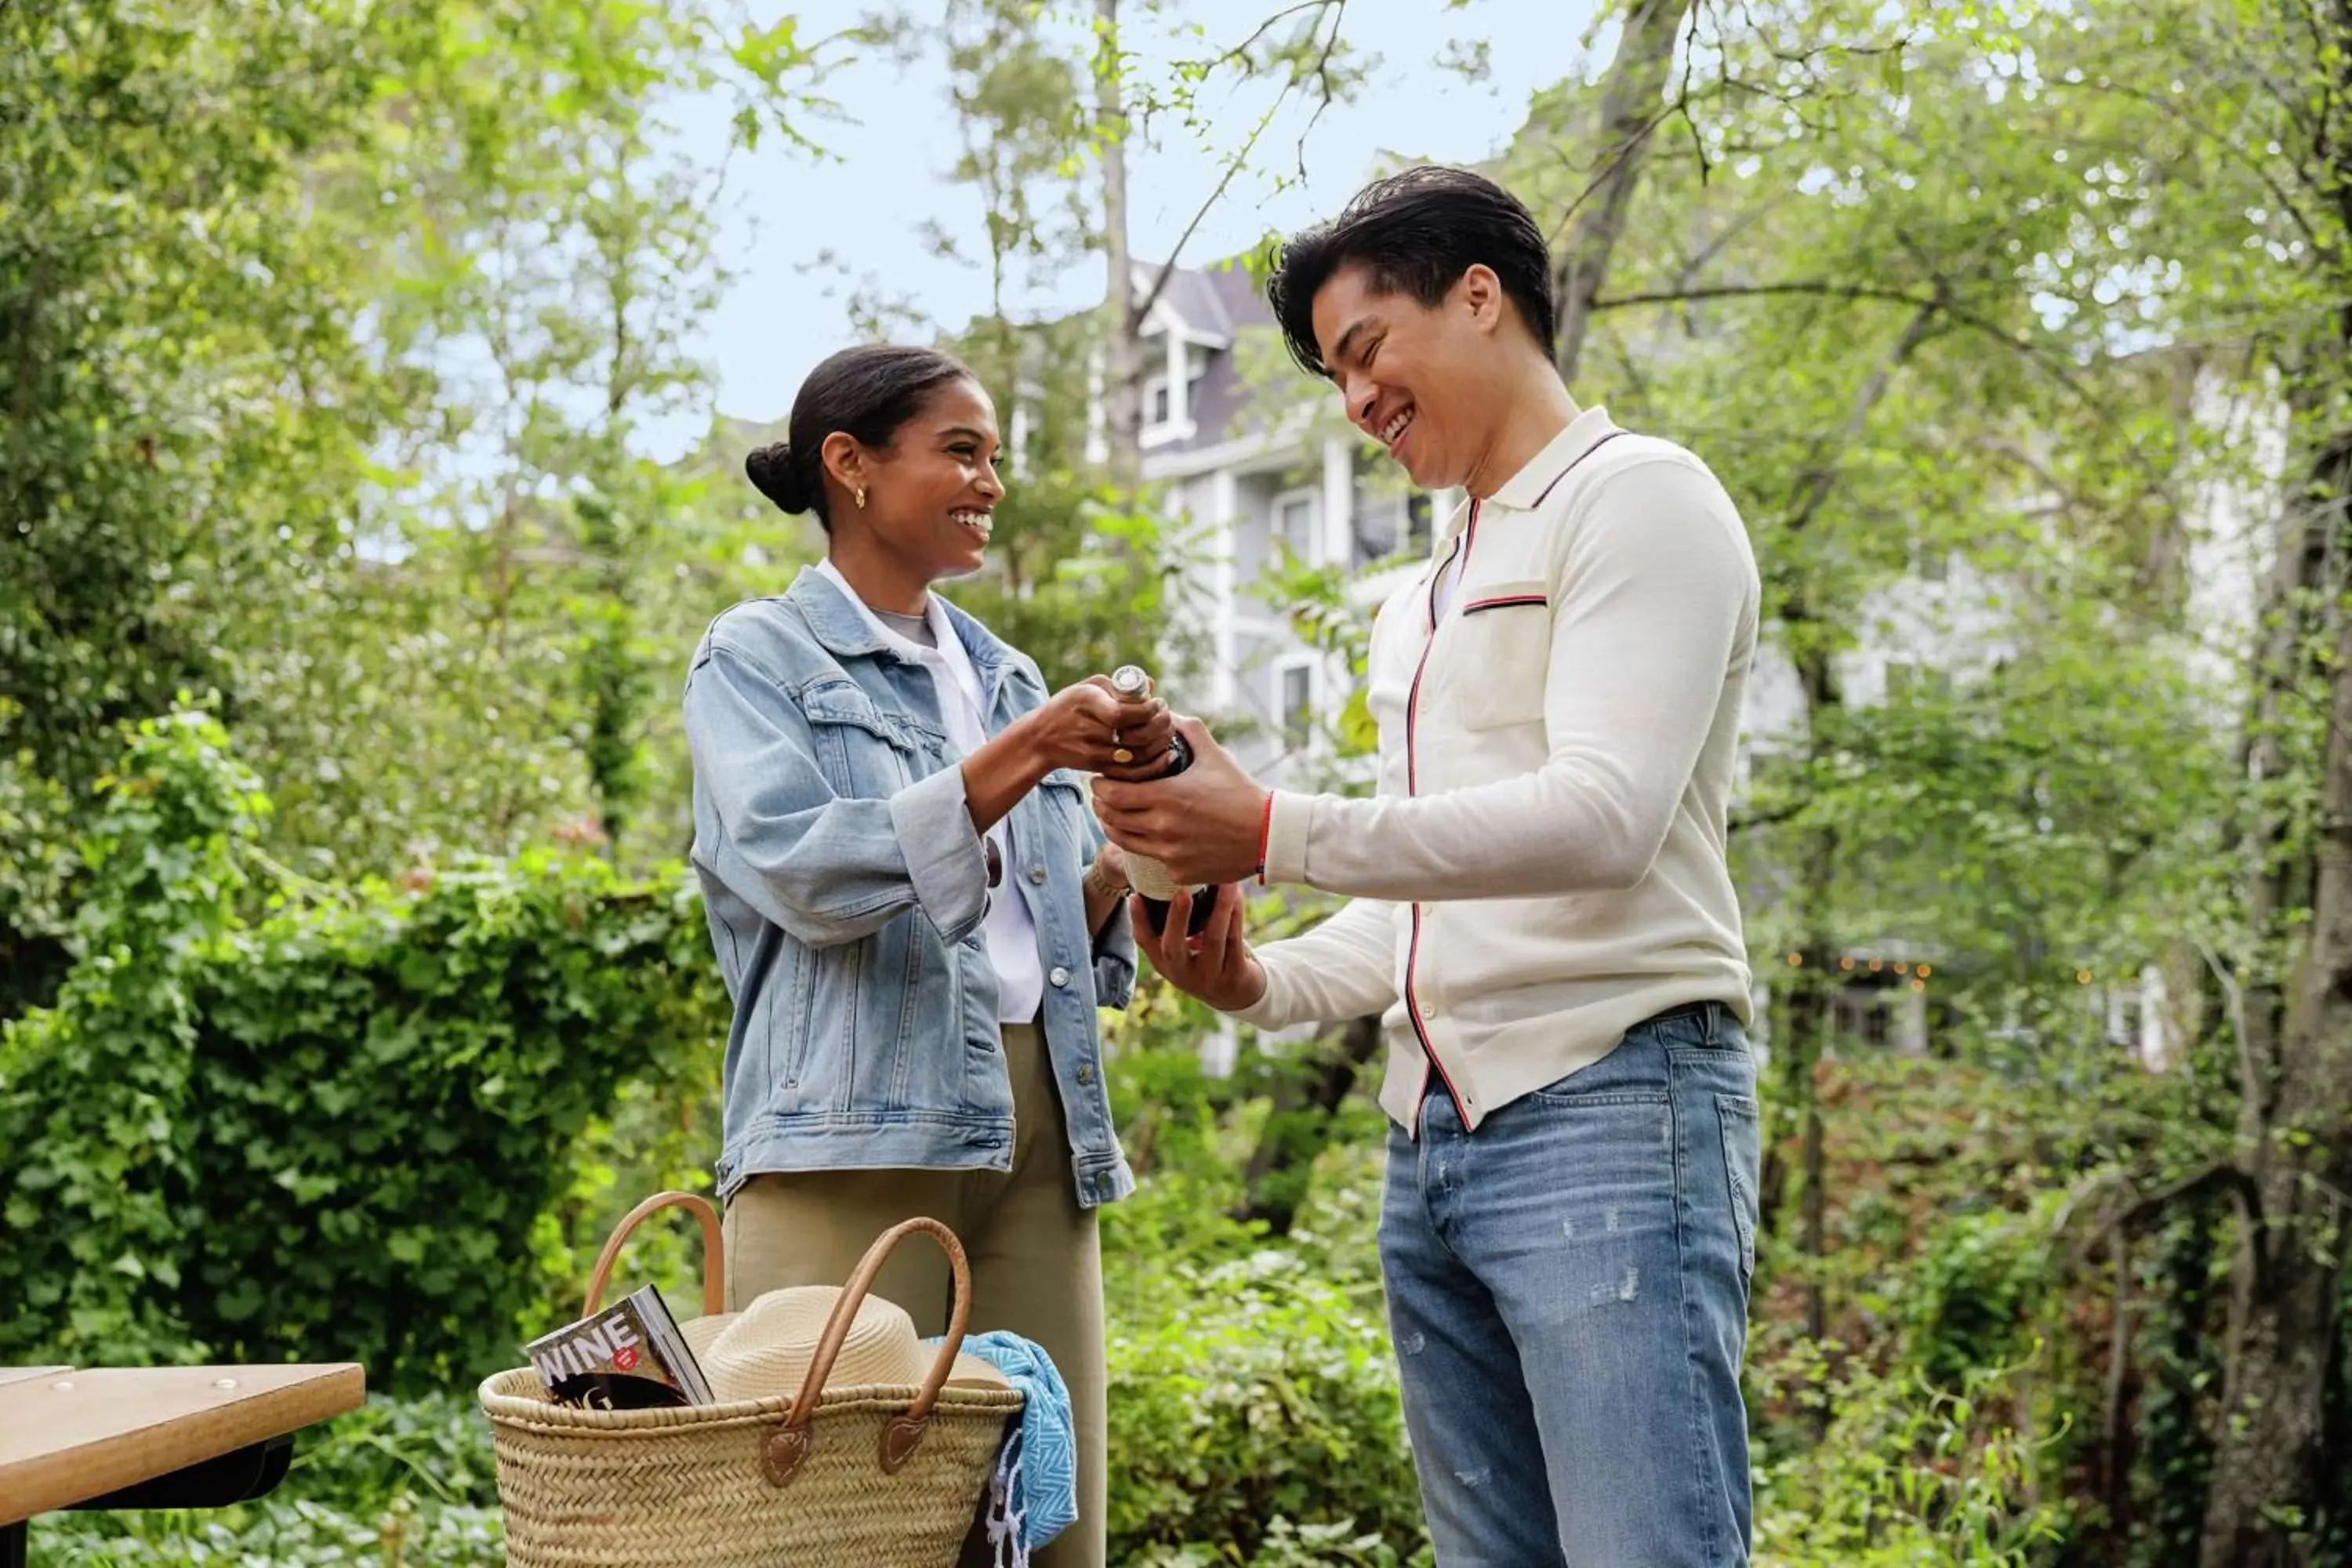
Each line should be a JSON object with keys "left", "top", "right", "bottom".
{"left": 654, "top": 0, "right": 1595, "bottom": 452}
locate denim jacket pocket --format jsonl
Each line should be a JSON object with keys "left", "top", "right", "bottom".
{"left": 800, "top": 676, "right": 923, "bottom": 796}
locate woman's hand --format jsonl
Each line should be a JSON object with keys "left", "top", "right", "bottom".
{"left": 1018, "top": 677, "right": 1177, "bottom": 781}
{"left": 962, "top": 680, "right": 1178, "bottom": 840}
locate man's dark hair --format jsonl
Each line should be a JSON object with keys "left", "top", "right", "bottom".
{"left": 745, "top": 344, "right": 972, "bottom": 532}
{"left": 1265, "top": 165, "right": 1558, "bottom": 379}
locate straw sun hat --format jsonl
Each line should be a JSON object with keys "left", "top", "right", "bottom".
{"left": 684, "top": 1283, "right": 1011, "bottom": 1403}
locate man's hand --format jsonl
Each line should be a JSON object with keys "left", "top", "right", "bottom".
{"left": 1091, "top": 717, "right": 1270, "bottom": 887}
{"left": 1131, "top": 883, "right": 1267, "bottom": 1014}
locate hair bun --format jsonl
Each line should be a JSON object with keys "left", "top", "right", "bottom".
{"left": 745, "top": 441, "right": 811, "bottom": 514}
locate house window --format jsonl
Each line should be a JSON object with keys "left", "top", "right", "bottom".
{"left": 1273, "top": 492, "right": 1318, "bottom": 561}
{"left": 1145, "top": 376, "right": 1171, "bottom": 427}
{"left": 1278, "top": 662, "right": 1314, "bottom": 750}
{"left": 1909, "top": 535, "right": 1950, "bottom": 583}
{"left": 1351, "top": 485, "right": 1433, "bottom": 566}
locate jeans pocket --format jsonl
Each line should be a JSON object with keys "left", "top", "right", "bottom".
{"left": 1715, "top": 1093, "right": 1761, "bottom": 1289}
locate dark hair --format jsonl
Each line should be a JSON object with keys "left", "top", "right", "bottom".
{"left": 1265, "top": 165, "right": 1558, "bottom": 379}
{"left": 745, "top": 344, "right": 973, "bottom": 529}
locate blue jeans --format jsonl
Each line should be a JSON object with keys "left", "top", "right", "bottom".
{"left": 1378, "top": 1004, "right": 1761, "bottom": 1567}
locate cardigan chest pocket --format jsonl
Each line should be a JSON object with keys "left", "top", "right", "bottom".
{"left": 1450, "top": 579, "right": 1552, "bottom": 731}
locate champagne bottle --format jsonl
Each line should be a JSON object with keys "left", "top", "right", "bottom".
{"left": 1109, "top": 664, "right": 1221, "bottom": 938}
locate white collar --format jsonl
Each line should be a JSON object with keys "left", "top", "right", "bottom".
{"left": 815, "top": 560, "right": 956, "bottom": 659}
{"left": 1486, "top": 406, "right": 1621, "bottom": 514}
{"left": 812, "top": 560, "right": 985, "bottom": 713}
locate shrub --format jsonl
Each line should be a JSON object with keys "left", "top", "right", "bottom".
{"left": 1750, "top": 1338, "right": 2071, "bottom": 1566}
{"left": 0, "top": 707, "right": 728, "bottom": 1387}
{"left": 1899, "top": 1196, "right": 2060, "bottom": 1392}
{"left": 170, "top": 856, "right": 724, "bottom": 1388}
{"left": 1106, "top": 1241, "right": 1425, "bottom": 1565}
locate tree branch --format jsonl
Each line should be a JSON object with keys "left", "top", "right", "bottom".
{"left": 1130, "top": 0, "right": 1349, "bottom": 321}
{"left": 1132, "top": 97, "right": 1279, "bottom": 323}
{"left": 1204, "top": 0, "right": 1336, "bottom": 76}
{"left": 1551, "top": 0, "right": 1698, "bottom": 383}
{"left": 2045, "top": 77, "right": 2335, "bottom": 263}
{"left": 1730, "top": 800, "right": 1806, "bottom": 833}
{"left": 2114, "top": 1159, "right": 2263, "bottom": 1237}
{"left": 1590, "top": 279, "right": 2103, "bottom": 405}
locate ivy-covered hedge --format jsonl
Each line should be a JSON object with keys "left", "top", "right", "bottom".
{"left": 0, "top": 710, "right": 728, "bottom": 1388}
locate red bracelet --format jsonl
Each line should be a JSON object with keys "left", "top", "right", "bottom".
{"left": 1255, "top": 790, "right": 1276, "bottom": 883}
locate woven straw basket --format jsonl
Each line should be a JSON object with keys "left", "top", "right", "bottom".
{"left": 480, "top": 1192, "right": 1024, "bottom": 1567}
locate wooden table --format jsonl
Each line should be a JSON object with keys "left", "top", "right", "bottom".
{"left": 0, "top": 1363, "right": 365, "bottom": 1566}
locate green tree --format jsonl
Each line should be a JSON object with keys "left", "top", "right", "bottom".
{"left": 2038, "top": 1, "right": 2352, "bottom": 1555}
{"left": 0, "top": 0, "right": 414, "bottom": 1009}
{"left": 0, "top": 0, "right": 826, "bottom": 982}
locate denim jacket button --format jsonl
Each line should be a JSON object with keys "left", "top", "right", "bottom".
{"left": 1048, "top": 966, "right": 1072, "bottom": 988}
{"left": 1076, "top": 1062, "right": 1095, "bottom": 1086}
{"left": 1026, "top": 865, "right": 1047, "bottom": 886}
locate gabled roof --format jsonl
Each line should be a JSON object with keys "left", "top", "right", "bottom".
{"left": 1131, "top": 258, "right": 1292, "bottom": 455}
{"left": 1134, "top": 257, "right": 1272, "bottom": 343}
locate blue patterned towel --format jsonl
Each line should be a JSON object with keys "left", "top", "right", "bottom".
{"left": 925, "top": 1330, "right": 1076, "bottom": 1557}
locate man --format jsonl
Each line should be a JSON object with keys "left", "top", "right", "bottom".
{"left": 1091, "top": 165, "right": 1763, "bottom": 1567}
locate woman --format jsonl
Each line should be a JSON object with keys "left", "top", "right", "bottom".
{"left": 682, "top": 343, "right": 1163, "bottom": 1568}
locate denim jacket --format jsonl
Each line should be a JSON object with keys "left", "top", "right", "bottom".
{"left": 684, "top": 569, "right": 1138, "bottom": 1210}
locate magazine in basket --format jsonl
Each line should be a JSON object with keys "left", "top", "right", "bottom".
{"left": 524, "top": 1284, "right": 715, "bottom": 1410}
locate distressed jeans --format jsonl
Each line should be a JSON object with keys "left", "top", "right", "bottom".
{"left": 1379, "top": 1003, "right": 1762, "bottom": 1567}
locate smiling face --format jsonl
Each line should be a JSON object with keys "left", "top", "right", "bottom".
{"left": 837, "top": 375, "right": 1004, "bottom": 585}
{"left": 1309, "top": 261, "right": 1516, "bottom": 492}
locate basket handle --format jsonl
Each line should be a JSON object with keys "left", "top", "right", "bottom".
{"left": 760, "top": 1216, "right": 975, "bottom": 1488}
{"left": 583, "top": 1190, "right": 724, "bottom": 1320}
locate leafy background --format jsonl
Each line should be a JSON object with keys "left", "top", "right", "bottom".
{"left": 7, "top": 0, "right": 2352, "bottom": 1563}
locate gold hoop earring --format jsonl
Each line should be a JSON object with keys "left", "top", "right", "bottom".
{"left": 855, "top": 486, "right": 868, "bottom": 510}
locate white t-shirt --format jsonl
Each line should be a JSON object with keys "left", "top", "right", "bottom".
{"left": 815, "top": 561, "right": 1044, "bottom": 1025}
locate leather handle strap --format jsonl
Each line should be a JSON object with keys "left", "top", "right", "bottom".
{"left": 583, "top": 1190, "right": 725, "bottom": 1319}
{"left": 762, "top": 1215, "right": 975, "bottom": 1486}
